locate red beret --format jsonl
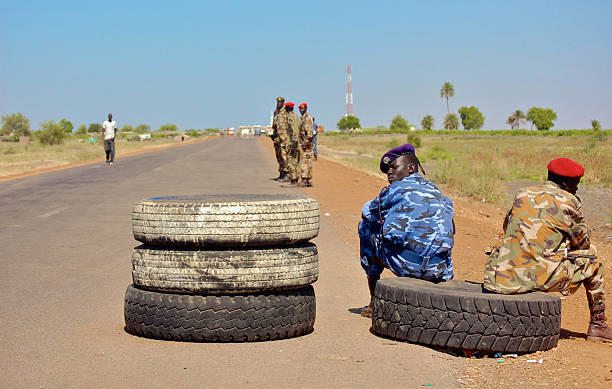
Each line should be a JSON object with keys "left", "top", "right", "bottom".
{"left": 298, "top": 102, "right": 307, "bottom": 108}
{"left": 547, "top": 158, "right": 584, "bottom": 178}
{"left": 284, "top": 102, "right": 295, "bottom": 107}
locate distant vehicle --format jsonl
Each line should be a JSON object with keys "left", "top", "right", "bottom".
{"left": 241, "top": 128, "right": 250, "bottom": 136}
{"left": 254, "top": 128, "right": 261, "bottom": 136}
{"left": 228, "top": 128, "right": 235, "bottom": 136}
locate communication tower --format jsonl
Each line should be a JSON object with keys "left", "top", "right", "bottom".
{"left": 345, "top": 65, "right": 354, "bottom": 117}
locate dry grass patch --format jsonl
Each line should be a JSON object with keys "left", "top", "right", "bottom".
{"left": 319, "top": 134, "right": 611, "bottom": 203}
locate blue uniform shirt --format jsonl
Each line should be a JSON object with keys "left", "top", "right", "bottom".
{"left": 359, "top": 173, "right": 455, "bottom": 280}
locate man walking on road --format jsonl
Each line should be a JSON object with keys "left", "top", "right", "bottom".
{"left": 284, "top": 102, "right": 301, "bottom": 186}
{"left": 484, "top": 158, "right": 612, "bottom": 342}
{"left": 298, "top": 103, "right": 314, "bottom": 187}
{"left": 271, "top": 97, "right": 288, "bottom": 181}
{"left": 102, "top": 113, "right": 118, "bottom": 165}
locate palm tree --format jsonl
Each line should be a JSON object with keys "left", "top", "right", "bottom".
{"left": 443, "top": 113, "right": 459, "bottom": 130}
{"left": 506, "top": 109, "right": 526, "bottom": 130}
{"left": 440, "top": 82, "right": 455, "bottom": 115}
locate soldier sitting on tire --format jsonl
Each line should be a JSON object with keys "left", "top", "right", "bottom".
{"left": 484, "top": 158, "right": 612, "bottom": 343}
{"left": 359, "top": 144, "right": 455, "bottom": 318}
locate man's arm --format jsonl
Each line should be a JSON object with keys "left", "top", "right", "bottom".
{"left": 568, "top": 200, "right": 590, "bottom": 250}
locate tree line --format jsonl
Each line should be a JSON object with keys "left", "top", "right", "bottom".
{"left": 0, "top": 113, "right": 183, "bottom": 145}
{"left": 337, "top": 82, "right": 573, "bottom": 131}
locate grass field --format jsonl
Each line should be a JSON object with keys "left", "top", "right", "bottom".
{"left": 0, "top": 137, "right": 189, "bottom": 177}
{"left": 319, "top": 133, "right": 611, "bottom": 203}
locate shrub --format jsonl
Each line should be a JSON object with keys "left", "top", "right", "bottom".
{"left": 406, "top": 132, "right": 422, "bottom": 148}
{"left": 390, "top": 115, "right": 409, "bottom": 131}
{"left": 37, "top": 120, "right": 66, "bottom": 145}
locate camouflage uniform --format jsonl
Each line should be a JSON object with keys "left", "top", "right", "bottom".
{"left": 484, "top": 181, "right": 605, "bottom": 307}
{"left": 298, "top": 112, "right": 314, "bottom": 180}
{"left": 275, "top": 109, "right": 290, "bottom": 175}
{"left": 359, "top": 173, "right": 455, "bottom": 281}
{"left": 286, "top": 111, "right": 301, "bottom": 181}
{"left": 271, "top": 109, "right": 286, "bottom": 175}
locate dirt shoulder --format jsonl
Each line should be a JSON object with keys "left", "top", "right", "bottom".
{"left": 0, "top": 137, "right": 213, "bottom": 183}
{"left": 299, "top": 145, "right": 611, "bottom": 388}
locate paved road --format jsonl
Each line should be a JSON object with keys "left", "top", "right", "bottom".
{"left": 0, "top": 137, "right": 459, "bottom": 388}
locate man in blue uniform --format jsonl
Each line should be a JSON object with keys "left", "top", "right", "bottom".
{"left": 359, "top": 144, "right": 455, "bottom": 317}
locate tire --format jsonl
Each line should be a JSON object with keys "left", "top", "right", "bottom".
{"left": 132, "top": 194, "right": 320, "bottom": 248}
{"left": 132, "top": 243, "right": 319, "bottom": 293}
{"left": 372, "top": 278, "right": 561, "bottom": 353}
{"left": 124, "top": 284, "right": 316, "bottom": 342}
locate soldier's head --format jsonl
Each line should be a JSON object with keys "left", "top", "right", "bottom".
{"left": 108, "top": 113, "right": 113, "bottom": 121}
{"left": 284, "top": 102, "right": 295, "bottom": 112}
{"left": 380, "top": 144, "right": 425, "bottom": 184}
{"left": 276, "top": 97, "right": 285, "bottom": 110}
{"left": 298, "top": 102, "right": 308, "bottom": 115}
{"left": 547, "top": 158, "right": 584, "bottom": 195}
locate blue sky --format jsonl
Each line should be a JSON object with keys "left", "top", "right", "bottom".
{"left": 1, "top": 0, "right": 611, "bottom": 131}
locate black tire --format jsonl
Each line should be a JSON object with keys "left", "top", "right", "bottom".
{"left": 132, "top": 194, "right": 320, "bottom": 248}
{"left": 372, "top": 278, "right": 561, "bottom": 353}
{"left": 132, "top": 243, "right": 319, "bottom": 294}
{"left": 124, "top": 284, "right": 316, "bottom": 342}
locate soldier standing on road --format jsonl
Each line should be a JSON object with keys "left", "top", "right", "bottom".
{"left": 102, "top": 113, "right": 118, "bottom": 165}
{"left": 274, "top": 100, "right": 291, "bottom": 182}
{"left": 271, "top": 97, "right": 287, "bottom": 181}
{"left": 284, "top": 102, "right": 301, "bottom": 186}
{"left": 484, "top": 158, "right": 612, "bottom": 342}
{"left": 297, "top": 103, "right": 314, "bottom": 187}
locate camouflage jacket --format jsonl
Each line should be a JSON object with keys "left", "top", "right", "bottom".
{"left": 362, "top": 173, "right": 455, "bottom": 279}
{"left": 299, "top": 112, "right": 314, "bottom": 145}
{"left": 484, "top": 181, "right": 591, "bottom": 294}
{"left": 288, "top": 111, "right": 300, "bottom": 144}
{"left": 276, "top": 109, "right": 289, "bottom": 136}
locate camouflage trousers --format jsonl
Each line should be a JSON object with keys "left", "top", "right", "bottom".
{"left": 286, "top": 142, "right": 300, "bottom": 180}
{"left": 485, "top": 244, "right": 605, "bottom": 306}
{"left": 300, "top": 143, "right": 313, "bottom": 179}
{"left": 273, "top": 137, "right": 286, "bottom": 174}
{"left": 277, "top": 133, "right": 289, "bottom": 175}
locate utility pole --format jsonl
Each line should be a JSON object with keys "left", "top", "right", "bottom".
{"left": 345, "top": 65, "right": 354, "bottom": 117}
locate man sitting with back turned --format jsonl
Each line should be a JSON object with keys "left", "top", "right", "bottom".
{"left": 359, "top": 144, "right": 455, "bottom": 317}
{"left": 484, "top": 158, "right": 611, "bottom": 342}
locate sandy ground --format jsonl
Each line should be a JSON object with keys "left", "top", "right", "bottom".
{"left": 279, "top": 138, "right": 612, "bottom": 388}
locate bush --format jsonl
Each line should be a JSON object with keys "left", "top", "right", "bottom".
{"left": 406, "top": 132, "right": 422, "bottom": 148}
{"left": 128, "top": 135, "right": 141, "bottom": 142}
{"left": 390, "top": 115, "right": 409, "bottom": 131}
{"left": 37, "top": 120, "right": 66, "bottom": 145}
{"left": 185, "top": 129, "right": 200, "bottom": 137}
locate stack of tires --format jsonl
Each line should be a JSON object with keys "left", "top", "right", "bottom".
{"left": 124, "top": 194, "right": 320, "bottom": 342}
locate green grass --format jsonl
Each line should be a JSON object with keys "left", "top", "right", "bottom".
{"left": 319, "top": 133, "right": 611, "bottom": 203}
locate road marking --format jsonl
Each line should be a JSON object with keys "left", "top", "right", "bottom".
{"left": 38, "top": 206, "right": 68, "bottom": 218}
{"left": 154, "top": 167, "right": 162, "bottom": 171}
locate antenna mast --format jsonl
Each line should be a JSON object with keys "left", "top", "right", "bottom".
{"left": 345, "top": 65, "right": 354, "bottom": 117}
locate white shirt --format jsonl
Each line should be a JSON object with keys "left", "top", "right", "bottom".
{"left": 103, "top": 120, "right": 117, "bottom": 140}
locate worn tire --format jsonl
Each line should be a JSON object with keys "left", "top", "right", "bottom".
{"left": 124, "top": 284, "right": 316, "bottom": 342}
{"left": 132, "top": 194, "right": 320, "bottom": 247}
{"left": 372, "top": 278, "right": 561, "bottom": 353}
{"left": 132, "top": 243, "right": 319, "bottom": 293}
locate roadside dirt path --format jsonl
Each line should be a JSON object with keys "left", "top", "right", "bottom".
{"left": 0, "top": 137, "right": 212, "bottom": 182}
{"left": 289, "top": 140, "right": 612, "bottom": 388}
